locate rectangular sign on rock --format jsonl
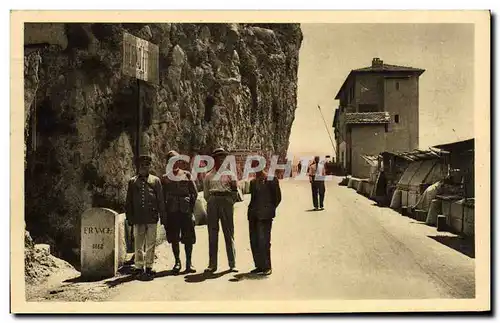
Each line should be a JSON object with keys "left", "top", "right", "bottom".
{"left": 81, "top": 208, "right": 126, "bottom": 279}
{"left": 122, "top": 32, "right": 159, "bottom": 84}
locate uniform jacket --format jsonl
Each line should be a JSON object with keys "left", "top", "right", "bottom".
{"left": 161, "top": 170, "right": 198, "bottom": 222}
{"left": 248, "top": 176, "right": 282, "bottom": 220}
{"left": 125, "top": 174, "right": 166, "bottom": 225}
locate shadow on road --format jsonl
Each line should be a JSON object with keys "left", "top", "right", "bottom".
{"left": 370, "top": 203, "right": 387, "bottom": 208}
{"left": 184, "top": 270, "right": 231, "bottom": 283}
{"left": 154, "top": 269, "right": 177, "bottom": 279}
{"left": 63, "top": 276, "right": 104, "bottom": 284}
{"left": 409, "top": 221, "right": 434, "bottom": 226}
{"left": 305, "top": 209, "right": 318, "bottom": 212}
{"left": 428, "top": 235, "right": 475, "bottom": 258}
{"left": 105, "top": 274, "right": 137, "bottom": 288}
{"left": 229, "top": 272, "right": 268, "bottom": 283}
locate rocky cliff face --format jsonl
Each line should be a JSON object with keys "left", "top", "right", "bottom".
{"left": 24, "top": 23, "right": 302, "bottom": 264}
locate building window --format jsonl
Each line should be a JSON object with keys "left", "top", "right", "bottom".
{"left": 385, "top": 124, "right": 389, "bottom": 132}
{"left": 359, "top": 104, "right": 378, "bottom": 112}
{"left": 396, "top": 82, "right": 400, "bottom": 90}
{"left": 395, "top": 114, "right": 400, "bottom": 123}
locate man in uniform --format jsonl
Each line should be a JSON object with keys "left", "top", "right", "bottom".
{"left": 203, "top": 148, "right": 239, "bottom": 273}
{"left": 308, "top": 156, "right": 326, "bottom": 211}
{"left": 125, "top": 154, "right": 165, "bottom": 280}
{"left": 161, "top": 150, "right": 198, "bottom": 274}
{"left": 247, "top": 162, "right": 281, "bottom": 275}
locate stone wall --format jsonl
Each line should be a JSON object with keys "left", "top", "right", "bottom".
{"left": 350, "top": 124, "right": 387, "bottom": 178}
{"left": 24, "top": 23, "right": 302, "bottom": 265}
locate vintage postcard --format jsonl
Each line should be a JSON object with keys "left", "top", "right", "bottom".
{"left": 11, "top": 10, "right": 490, "bottom": 313}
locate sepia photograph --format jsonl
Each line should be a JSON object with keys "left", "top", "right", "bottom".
{"left": 11, "top": 10, "right": 490, "bottom": 313}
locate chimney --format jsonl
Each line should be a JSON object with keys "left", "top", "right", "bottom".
{"left": 372, "top": 57, "right": 383, "bottom": 67}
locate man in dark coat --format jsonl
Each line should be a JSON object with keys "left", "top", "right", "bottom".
{"left": 161, "top": 150, "right": 198, "bottom": 274}
{"left": 125, "top": 154, "right": 166, "bottom": 280}
{"left": 247, "top": 165, "right": 282, "bottom": 275}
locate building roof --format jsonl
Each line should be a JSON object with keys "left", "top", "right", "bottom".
{"left": 352, "top": 63, "right": 425, "bottom": 74}
{"left": 345, "top": 112, "right": 390, "bottom": 124}
{"left": 335, "top": 58, "right": 425, "bottom": 100}
{"left": 381, "top": 149, "right": 440, "bottom": 162}
{"left": 361, "top": 154, "right": 380, "bottom": 166}
{"left": 431, "top": 138, "right": 474, "bottom": 153}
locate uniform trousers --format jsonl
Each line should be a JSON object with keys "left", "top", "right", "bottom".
{"left": 133, "top": 223, "right": 158, "bottom": 269}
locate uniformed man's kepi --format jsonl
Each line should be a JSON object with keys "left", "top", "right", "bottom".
{"left": 211, "top": 147, "right": 228, "bottom": 157}
{"left": 138, "top": 154, "right": 153, "bottom": 162}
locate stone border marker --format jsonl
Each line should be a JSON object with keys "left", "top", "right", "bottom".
{"left": 81, "top": 208, "right": 126, "bottom": 279}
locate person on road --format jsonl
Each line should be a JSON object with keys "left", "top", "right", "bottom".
{"left": 308, "top": 156, "right": 326, "bottom": 211}
{"left": 247, "top": 162, "right": 282, "bottom": 275}
{"left": 161, "top": 150, "right": 198, "bottom": 274}
{"left": 125, "top": 154, "right": 166, "bottom": 281}
{"left": 203, "top": 147, "right": 239, "bottom": 273}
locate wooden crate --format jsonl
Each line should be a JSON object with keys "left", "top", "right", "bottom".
{"left": 441, "top": 200, "right": 453, "bottom": 225}
{"left": 408, "top": 191, "right": 418, "bottom": 208}
{"left": 463, "top": 204, "right": 475, "bottom": 236}
{"left": 450, "top": 200, "right": 465, "bottom": 234}
{"left": 401, "top": 190, "right": 408, "bottom": 208}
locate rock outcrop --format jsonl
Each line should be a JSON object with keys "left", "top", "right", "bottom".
{"left": 24, "top": 23, "right": 302, "bottom": 265}
{"left": 25, "top": 231, "right": 77, "bottom": 285}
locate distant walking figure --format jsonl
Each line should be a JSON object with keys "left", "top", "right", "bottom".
{"left": 308, "top": 156, "right": 326, "bottom": 211}
{"left": 247, "top": 164, "right": 281, "bottom": 275}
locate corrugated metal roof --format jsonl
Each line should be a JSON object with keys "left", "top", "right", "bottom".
{"left": 380, "top": 149, "right": 440, "bottom": 161}
{"left": 361, "top": 154, "right": 379, "bottom": 166}
{"left": 345, "top": 112, "right": 390, "bottom": 124}
{"left": 432, "top": 138, "right": 474, "bottom": 153}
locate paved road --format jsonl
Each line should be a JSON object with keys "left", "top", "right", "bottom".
{"left": 105, "top": 177, "right": 475, "bottom": 301}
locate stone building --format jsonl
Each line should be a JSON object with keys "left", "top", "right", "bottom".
{"left": 333, "top": 57, "right": 425, "bottom": 178}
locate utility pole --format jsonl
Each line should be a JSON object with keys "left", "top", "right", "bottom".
{"left": 317, "top": 105, "right": 337, "bottom": 158}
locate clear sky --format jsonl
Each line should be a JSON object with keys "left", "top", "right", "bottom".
{"left": 287, "top": 23, "right": 474, "bottom": 158}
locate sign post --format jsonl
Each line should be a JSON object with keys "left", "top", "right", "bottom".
{"left": 122, "top": 32, "right": 159, "bottom": 172}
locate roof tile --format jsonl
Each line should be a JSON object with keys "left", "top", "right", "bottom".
{"left": 345, "top": 112, "right": 391, "bottom": 124}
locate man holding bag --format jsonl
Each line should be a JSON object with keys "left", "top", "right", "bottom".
{"left": 161, "top": 150, "right": 198, "bottom": 274}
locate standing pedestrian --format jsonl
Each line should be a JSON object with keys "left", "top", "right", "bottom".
{"left": 125, "top": 154, "right": 166, "bottom": 280}
{"left": 203, "top": 148, "right": 239, "bottom": 273}
{"left": 161, "top": 150, "right": 198, "bottom": 274}
{"left": 248, "top": 163, "right": 281, "bottom": 275}
{"left": 309, "top": 156, "right": 326, "bottom": 211}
